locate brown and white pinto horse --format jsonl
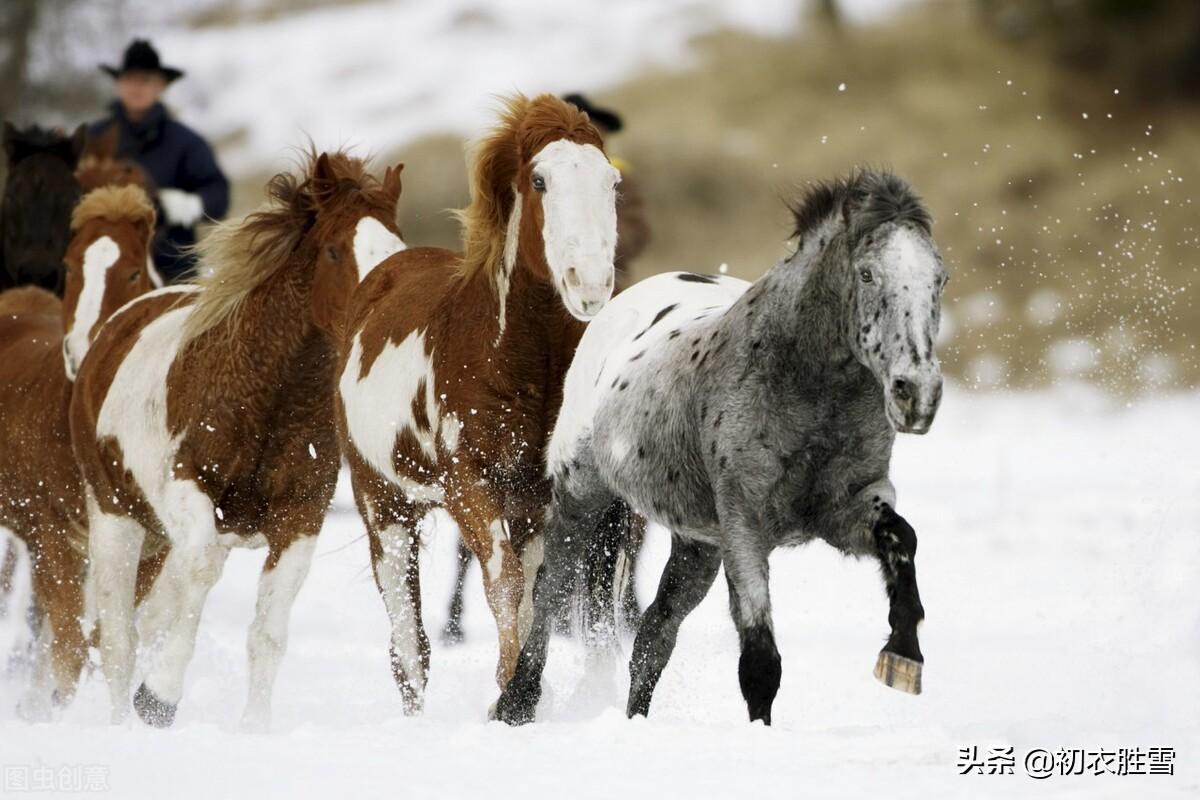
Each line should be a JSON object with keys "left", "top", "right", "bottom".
{"left": 0, "top": 185, "right": 158, "bottom": 718}
{"left": 71, "top": 152, "right": 404, "bottom": 729}
{"left": 337, "top": 94, "right": 618, "bottom": 713}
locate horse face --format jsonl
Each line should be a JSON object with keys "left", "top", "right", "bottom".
{"left": 62, "top": 226, "right": 155, "bottom": 379}
{"left": 527, "top": 140, "right": 619, "bottom": 320}
{"left": 850, "top": 223, "right": 947, "bottom": 434}
{"left": 2, "top": 154, "right": 80, "bottom": 290}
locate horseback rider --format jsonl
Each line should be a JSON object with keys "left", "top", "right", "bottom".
{"left": 91, "top": 39, "right": 229, "bottom": 282}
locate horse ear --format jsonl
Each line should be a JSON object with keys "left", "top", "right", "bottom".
{"left": 310, "top": 152, "right": 337, "bottom": 207}
{"left": 383, "top": 163, "right": 404, "bottom": 204}
{"left": 86, "top": 124, "right": 120, "bottom": 160}
{"left": 68, "top": 124, "right": 88, "bottom": 163}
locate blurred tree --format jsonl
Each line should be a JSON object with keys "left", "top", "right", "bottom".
{"left": 0, "top": 0, "right": 39, "bottom": 124}
{"left": 977, "top": 0, "right": 1200, "bottom": 100}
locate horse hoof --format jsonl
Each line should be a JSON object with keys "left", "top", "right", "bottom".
{"left": 874, "top": 650, "right": 922, "bottom": 695}
{"left": 439, "top": 622, "right": 465, "bottom": 646}
{"left": 134, "top": 683, "right": 177, "bottom": 728}
{"left": 491, "top": 692, "right": 536, "bottom": 726}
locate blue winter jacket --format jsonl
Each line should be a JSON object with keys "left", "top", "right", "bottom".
{"left": 90, "top": 101, "right": 229, "bottom": 281}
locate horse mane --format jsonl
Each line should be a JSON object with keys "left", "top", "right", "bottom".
{"left": 71, "top": 184, "right": 155, "bottom": 233}
{"left": 181, "top": 149, "right": 385, "bottom": 344}
{"left": 789, "top": 169, "right": 931, "bottom": 244}
{"left": 452, "top": 93, "right": 604, "bottom": 284}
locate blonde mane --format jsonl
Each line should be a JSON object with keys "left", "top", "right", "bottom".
{"left": 70, "top": 184, "right": 155, "bottom": 233}
{"left": 453, "top": 94, "right": 604, "bottom": 284}
{"left": 180, "top": 151, "right": 386, "bottom": 344}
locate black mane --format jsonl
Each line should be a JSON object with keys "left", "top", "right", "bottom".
{"left": 789, "top": 169, "right": 931, "bottom": 243}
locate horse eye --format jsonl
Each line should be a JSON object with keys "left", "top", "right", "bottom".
{"left": 859, "top": 269, "right": 874, "bottom": 283}
{"left": 127, "top": 270, "right": 141, "bottom": 284}
{"left": 327, "top": 245, "right": 339, "bottom": 261}
{"left": 531, "top": 175, "right": 546, "bottom": 193}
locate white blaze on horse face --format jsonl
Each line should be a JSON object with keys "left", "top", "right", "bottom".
{"left": 63, "top": 235, "right": 120, "bottom": 379}
{"left": 353, "top": 216, "right": 405, "bottom": 282}
{"left": 339, "top": 329, "right": 446, "bottom": 504}
{"left": 532, "top": 140, "right": 618, "bottom": 320}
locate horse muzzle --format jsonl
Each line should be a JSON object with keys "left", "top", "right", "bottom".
{"left": 886, "top": 371, "right": 943, "bottom": 434}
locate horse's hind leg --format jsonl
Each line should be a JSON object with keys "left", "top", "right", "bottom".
{"left": 134, "top": 482, "right": 227, "bottom": 728}
{"left": 86, "top": 492, "right": 145, "bottom": 723}
{"left": 627, "top": 534, "right": 721, "bottom": 718}
{"left": 492, "top": 457, "right": 614, "bottom": 725}
{"left": 871, "top": 504, "right": 925, "bottom": 695}
{"left": 242, "top": 527, "right": 319, "bottom": 731}
{"left": 615, "top": 513, "right": 647, "bottom": 633}
{"left": 30, "top": 529, "right": 87, "bottom": 710}
{"left": 366, "top": 496, "right": 431, "bottom": 715}
{"left": 439, "top": 538, "right": 471, "bottom": 645}
{"left": 578, "top": 499, "right": 632, "bottom": 685}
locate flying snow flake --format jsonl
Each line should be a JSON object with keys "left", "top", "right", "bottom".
{"left": 837, "top": 82, "right": 846, "bottom": 92}
{"left": 308, "top": 443, "right": 317, "bottom": 460}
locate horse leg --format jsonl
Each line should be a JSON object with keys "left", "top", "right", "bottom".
{"left": 616, "top": 512, "right": 647, "bottom": 633}
{"left": 578, "top": 500, "right": 631, "bottom": 689}
{"left": 0, "top": 535, "right": 17, "bottom": 619}
{"left": 492, "top": 462, "right": 613, "bottom": 725}
{"left": 439, "top": 538, "right": 471, "bottom": 646}
{"left": 446, "top": 480, "right": 524, "bottom": 690}
{"left": 29, "top": 530, "right": 87, "bottom": 709}
{"left": 134, "top": 483, "right": 227, "bottom": 728}
{"left": 367, "top": 498, "right": 430, "bottom": 715}
{"left": 721, "top": 536, "right": 781, "bottom": 725}
{"left": 871, "top": 504, "right": 925, "bottom": 694}
{"left": 86, "top": 492, "right": 145, "bottom": 723}
{"left": 627, "top": 534, "right": 721, "bottom": 718}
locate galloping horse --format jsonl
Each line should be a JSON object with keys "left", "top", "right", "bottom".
{"left": 0, "top": 185, "right": 158, "bottom": 717}
{"left": 71, "top": 152, "right": 404, "bottom": 729}
{"left": 0, "top": 123, "right": 86, "bottom": 293}
{"left": 337, "top": 94, "right": 618, "bottom": 713}
{"left": 496, "top": 170, "right": 946, "bottom": 725}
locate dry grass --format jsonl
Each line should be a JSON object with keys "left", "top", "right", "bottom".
{"left": 228, "top": 2, "right": 1199, "bottom": 391}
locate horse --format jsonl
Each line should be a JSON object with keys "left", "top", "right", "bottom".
{"left": 0, "top": 184, "right": 158, "bottom": 718}
{"left": 70, "top": 151, "right": 405, "bottom": 729}
{"left": 0, "top": 123, "right": 86, "bottom": 293}
{"left": 336, "top": 93, "right": 618, "bottom": 714}
{"left": 494, "top": 169, "right": 947, "bottom": 725}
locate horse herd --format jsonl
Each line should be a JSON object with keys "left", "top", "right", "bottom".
{"left": 0, "top": 93, "right": 947, "bottom": 731}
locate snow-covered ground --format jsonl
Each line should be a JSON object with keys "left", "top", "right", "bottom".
{"left": 1, "top": 384, "right": 1196, "bottom": 798}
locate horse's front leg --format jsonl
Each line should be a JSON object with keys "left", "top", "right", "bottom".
{"left": 871, "top": 503, "right": 925, "bottom": 694}
{"left": 720, "top": 528, "right": 781, "bottom": 725}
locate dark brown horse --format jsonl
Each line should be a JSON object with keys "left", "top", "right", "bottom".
{"left": 0, "top": 185, "right": 158, "bottom": 719}
{"left": 71, "top": 152, "right": 404, "bottom": 730}
{"left": 0, "top": 123, "right": 86, "bottom": 293}
{"left": 337, "top": 94, "right": 618, "bottom": 714}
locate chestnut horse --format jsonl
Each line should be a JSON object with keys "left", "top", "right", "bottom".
{"left": 0, "top": 184, "right": 158, "bottom": 718}
{"left": 337, "top": 94, "right": 618, "bottom": 713}
{"left": 71, "top": 152, "right": 404, "bottom": 729}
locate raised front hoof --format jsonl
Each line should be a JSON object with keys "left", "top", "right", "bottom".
{"left": 439, "top": 621, "right": 465, "bottom": 647}
{"left": 134, "top": 683, "right": 178, "bottom": 728}
{"left": 874, "top": 650, "right": 923, "bottom": 695}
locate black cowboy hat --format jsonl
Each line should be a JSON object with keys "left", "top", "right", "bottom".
{"left": 100, "top": 39, "right": 184, "bottom": 83}
{"left": 562, "top": 93, "right": 623, "bottom": 133}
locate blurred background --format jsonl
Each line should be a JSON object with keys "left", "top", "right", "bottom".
{"left": 2, "top": 0, "right": 1197, "bottom": 392}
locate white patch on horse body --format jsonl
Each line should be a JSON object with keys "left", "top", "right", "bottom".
{"left": 353, "top": 216, "right": 405, "bottom": 282}
{"left": 340, "top": 330, "right": 446, "bottom": 503}
{"left": 486, "top": 518, "right": 508, "bottom": 582}
{"left": 547, "top": 271, "right": 749, "bottom": 474}
{"left": 495, "top": 184, "right": 522, "bottom": 345}
{"left": 63, "top": 235, "right": 120, "bottom": 378}
{"left": 243, "top": 534, "right": 317, "bottom": 731}
{"left": 532, "top": 141, "right": 619, "bottom": 320}
{"left": 217, "top": 532, "right": 268, "bottom": 549}
{"left": 440, "top": 412, "right": 461, "bottom": 453}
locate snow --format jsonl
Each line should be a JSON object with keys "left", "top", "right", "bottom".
{"left": 1, "top": 384, "right": 1197, "bottom": 797}
{"left": 53, "top": 0, "right": 916, "bottom": 175}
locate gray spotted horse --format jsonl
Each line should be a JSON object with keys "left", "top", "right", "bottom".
{"left": 495, "top": 169, "right": 947, "bottom": 725}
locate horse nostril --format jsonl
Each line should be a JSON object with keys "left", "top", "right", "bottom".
{"left": 566, "top": 267, "right": 581, "bottom": 288}
{"left": 892, "top": 378, "right": 912, "bottom": 403}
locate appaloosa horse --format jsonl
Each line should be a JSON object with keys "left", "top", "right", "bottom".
{"left": 337, "top": 93, "right": 618, "bottom": 713}
{"left": 496, "top": 169, "right": 947, "bottom": 725}
{"left": 0, "top": 184, "right": 158, "bottom": 718}
{"left": 0, "top": 123, "right": 86, "bottom": 293}
{"left": 71, "top": 152, "right": 404, "bottom": 729}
